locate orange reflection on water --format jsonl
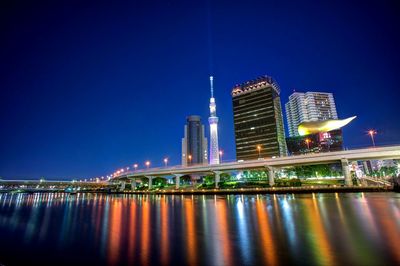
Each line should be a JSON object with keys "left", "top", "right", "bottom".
{"left": 160, "top": 196, "right": 169, "bottom": 265}
{"left": 256, "top": 198, "right": 277, "bottom": 266}
{"left": 93, "top": 196, "right": 103, "bottom": 245}
{"left": 141, "top": 196, "right": 150, "bottom": 265}
{"left": 215, "top": 199, "right": 232, "bottom": 266}
{"left": 108, "top": 199, "right": 122, "bottom": 265}
{"left": 184, "top": 198, "right": 196, "bottom": 265}
{"left": 369, "top": 198, "right": 400, "bottom": 264}
{"left": 303, "top": 197, "right": 334, "bottom": 265}
{"left": 128, "top": 199, "right": 137, "bottom": 264}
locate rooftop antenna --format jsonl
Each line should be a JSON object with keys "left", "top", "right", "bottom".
{"left": 209, "top": 75, "right": 214, "bottom": 98}
{"left": 207, "top": 0, "right": 214, "bottom": 79}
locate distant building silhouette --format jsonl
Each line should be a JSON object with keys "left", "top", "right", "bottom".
{"left": 182, "top": 115, "right": 208, "bottom": 166}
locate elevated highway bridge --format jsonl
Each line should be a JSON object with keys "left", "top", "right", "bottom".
{"left": 0, "top": 179, "right": 110, "bottom": 193}
{"left": 113, "top": 145, "right": 400, "bottom": 189}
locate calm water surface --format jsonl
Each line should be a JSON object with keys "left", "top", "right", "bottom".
{"left": 0, "top": 192, "right": 399, "bottom": 266}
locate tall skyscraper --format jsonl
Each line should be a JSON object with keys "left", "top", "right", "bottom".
{"left": 232, "top": 75, "right": 287, "bottom": 160}
{"left": 208, "top": 76, "right": 220, "bottom": 165}
{"left": 285, "top": 92, "right": 338, "bottom": 137}
{"left": 181, "top": 115, "right": 208, "bottom": 166}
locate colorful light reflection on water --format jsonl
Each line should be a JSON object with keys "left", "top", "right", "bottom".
{"left": 0, "top": 193, "right": 399, "bottom": 265}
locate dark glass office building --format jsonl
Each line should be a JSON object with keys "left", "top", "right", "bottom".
{"left": 181, "top": 116, "right": 208, "bottom": 166}
{"left": 286, "top": 129, "right": 343, "bottom": 155}
{"left": 232, "top": 76, "right": 287, "bottom": 160}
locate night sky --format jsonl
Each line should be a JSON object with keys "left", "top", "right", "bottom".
{"left": 1, "top": 1, "right": 399, "bottom": 179}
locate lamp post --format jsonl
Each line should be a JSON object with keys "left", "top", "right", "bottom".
{"left": 305, "top": 138, "right": 311, "bottom": 151}
{"left": 133, "top": 164, "right": 138, "bottom": 171}
{"left": 368, "top": 130, "right": 377, "bottom": 147}
{"left": 188, "top": 155, "right": 192, "bottom": 165}
{"left": 219, "top": 150, "right": 223, "bottom": 163}
{"left": 145, "top": 161, "right": 150, "bottom": 169}
{"left": 164, "top": 158, "right": 168, "bottom": 167}
{"left": 257, "top": 145, "right": 262, "bottom": 159}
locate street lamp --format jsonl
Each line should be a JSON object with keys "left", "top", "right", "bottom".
{"left": 188, "top": 155, "right": 192, "bottom": 165}
{"left": 305, "top": 138, "right": 311, "bottom": 151}
{"left": 164, "top": 158, "right": 168, "bottom": 167}
{"left": 219, "top": 150, "right": 223, "bottom": 163}
{"left": 257, "top": 145, "right": 262, "bottom": 159}
{"left": 145, "top": 161, "right": 150, "bottom": 169}
{"left": 133, "top": 164, "right": 138, "bottom": 171}
{"left": 368, "top": 130, "right": 377, "bottom": 147}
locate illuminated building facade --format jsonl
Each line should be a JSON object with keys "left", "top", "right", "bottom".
{"left": 285, "top": 91, "right": 338, "bottom": 137}
{"left": 182, "top": 115, "right": 208, "bottom": 166}
{"left": 286, "top": 129, "right": 343, "bottom": 155}
{"left": 208, "top": 76, "right": 220, "bottom": 165}
{"left": 232, "top": 75, "right": 287, "bottom": 160}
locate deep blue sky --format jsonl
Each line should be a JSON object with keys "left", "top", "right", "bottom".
{"left": 1, "top": 1, "right": 399, "bottom": 179}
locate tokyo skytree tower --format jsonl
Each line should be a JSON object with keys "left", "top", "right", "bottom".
{"left": 208, "top": 76, "right": 220, "bottom": 165}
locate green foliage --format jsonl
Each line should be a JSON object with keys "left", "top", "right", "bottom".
{"left": 153, "top": 177, "right": 167, "bottom": 187}
{"left": 181, "top": 175, "right": 191, "bottom": 183}
{"left": 203, "top": 175, "right": 215, "bottom": 184}
{"left": 220, "top": 173, "right": 231, "bottom": 182}
{"left": 377, "top": 166, "right": 397, "bottom": 176}
{"left": 275, "top": 178, "right": 302, "bottom": 187}
{"left": 301, "top": 179, "right": 344, "bottom": 186}
{"left": 242, "top": 170, "right": 268, "bottom": 181}
{"left": 197, "top": 182, "right": 215, "bottom": 189}
{"left": 292, "top": 164, "right": 341, "bottom": 178}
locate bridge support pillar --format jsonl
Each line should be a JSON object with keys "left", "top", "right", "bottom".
{"left": 130, "top": 179, "right": 137, "bottom": 191}
{"left": 174, "top": 174, "right": 183, "bottom": 189}
{"left": 214, "top": 171, "right": 223, "bottom": 189}
{"left": 268, "top": 167, "right": 275, "bottom": 186}
{"left": 265, "top": 166, "right": 275, "bottom": 186}
{"left": 119, "top": 181, "right": 126, "bottom": 191}
{"left": 341, "top": 159, "right": 352, "bottom": 186}
{"left": 145, "top": 176, "right": 154, "bottom": 190}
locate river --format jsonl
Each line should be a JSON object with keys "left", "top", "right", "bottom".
{"left": 0, "top": 192, "right": 399, "bottom": 265}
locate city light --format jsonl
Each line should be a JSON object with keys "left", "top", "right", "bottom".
{"left": 257, "top": 145, "right": 262, "bottom": 158}
{"left": 164, "top": 158, "right": 168, "bottom": 167}
{"left": 305, "top": 138, "right": 311, "bottom": 150}
{"left": 368, "top": 130, "right": 377, "bottom": 147}
{"left": 145, "top": 161, "right": 150, "bottom": 169}
{"left": 219, "top": 150, "right": 223, "bottom": 163}
{"left": 188, "top": 154, "right": 192, "bottom": 165}
{"left": 133, "top": 164, "right": 138, "bottom": 171}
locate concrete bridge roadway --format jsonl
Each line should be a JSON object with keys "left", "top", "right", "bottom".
{"left": 113, "top": 145, "right": 400, "bottom": 190}
{"left": 0, "top": 179, "right": 110, "bottom": 192}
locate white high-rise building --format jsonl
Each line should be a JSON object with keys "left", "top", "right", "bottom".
{"left": 285, "top": 91, "right": 338, "bottom": 137}
{"left": 208, "top": 76, "right": 220, "bottom": 165}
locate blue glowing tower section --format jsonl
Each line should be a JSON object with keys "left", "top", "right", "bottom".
{"left": 208, "top": 76, "right": 220, "bottom": 165}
